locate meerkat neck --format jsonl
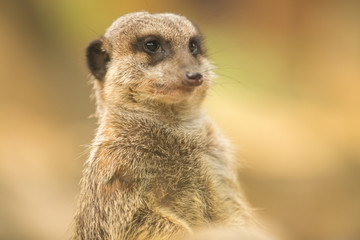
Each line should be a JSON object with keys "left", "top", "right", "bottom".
{"left": 95, "top": 103, "right": 205, "bottom": 140}
{"left": 103, "top": 100, "right": 204, "bottom": 124}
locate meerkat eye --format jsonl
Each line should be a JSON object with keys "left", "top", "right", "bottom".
{"left": 143, "top": 39, "right": 160, "bottom": 53}
{"left": 189, "top": 40, "right": 199, "bottom": 55}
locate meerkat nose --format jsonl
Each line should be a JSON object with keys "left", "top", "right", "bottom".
{"left": 184, "top": 72, "right": 203, "bottom": 86}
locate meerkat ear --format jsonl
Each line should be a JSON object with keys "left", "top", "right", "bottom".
{"left": 86, "top": 38, "right": 110, "bottom": 81}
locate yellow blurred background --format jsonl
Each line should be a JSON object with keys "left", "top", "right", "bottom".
{"left": 0, "top": 0, "right": 359, "bottom": 239}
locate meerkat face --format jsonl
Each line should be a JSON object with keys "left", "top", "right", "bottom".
{"left": 86, "top": 12, "right": 214, "bottom": 108}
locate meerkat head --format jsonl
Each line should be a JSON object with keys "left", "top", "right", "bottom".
{"left": 86, "top": 12, "right": 215, "bottom": 114}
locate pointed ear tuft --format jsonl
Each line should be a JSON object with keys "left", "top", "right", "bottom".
{"left": 86, "top": 38, "right": 110, "bottom": 81}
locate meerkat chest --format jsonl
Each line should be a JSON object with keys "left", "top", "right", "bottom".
{"left": 128, "top": 123, "right": 227, "bottom": 223}
{"left": 137, "top": 125, "right": 208, "bottom": 180}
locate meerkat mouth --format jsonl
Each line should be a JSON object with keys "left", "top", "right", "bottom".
{"left": 152, "top": 84, "right": 195, "bottom": 96}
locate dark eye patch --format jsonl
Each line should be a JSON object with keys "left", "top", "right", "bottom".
{"left": 143, "top": 38, "right": 161, "bottom": 53}
{"left": 189, "top": 36, "right": 205, "bottom": 56}
{"left": 131, "top": 35, "right": 172, "bottom": 66}
{"left": 189, "top": 39, "right": 198, "bottom": 55}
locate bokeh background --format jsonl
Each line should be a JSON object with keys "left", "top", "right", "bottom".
{"left": 1, "top": 0, "right": 359, "bottom": 239}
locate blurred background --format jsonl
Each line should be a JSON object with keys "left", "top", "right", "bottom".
{"left": 0, "top": 0, "right": 359, "bottom": 239}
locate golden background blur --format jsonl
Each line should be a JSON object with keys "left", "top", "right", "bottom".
{"left": 0, "top": 0, "right": 359, "bottom": 239}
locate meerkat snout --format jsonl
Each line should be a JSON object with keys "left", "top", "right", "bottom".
{"left": 184, "top": 71, "right": 203, "bottom": 86}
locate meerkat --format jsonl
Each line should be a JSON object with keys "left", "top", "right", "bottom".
{"left": 71, "top": 12, "right": 266, "bottom": 240}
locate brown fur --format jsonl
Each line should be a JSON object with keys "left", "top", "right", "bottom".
{"left": 71, "top": 12, "right": 260, "bottom": 240}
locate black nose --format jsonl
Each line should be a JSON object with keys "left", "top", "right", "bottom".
{"left": 184, "top": 72, "right": 203, "bottom": 87}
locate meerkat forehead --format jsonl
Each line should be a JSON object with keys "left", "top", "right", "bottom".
{"left": 104, "top": 12, "right": 199, "bottom": 48}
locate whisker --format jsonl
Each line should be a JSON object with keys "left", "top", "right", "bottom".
{"left": 215, "top": 72, "right": 249, "bottom": 88}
